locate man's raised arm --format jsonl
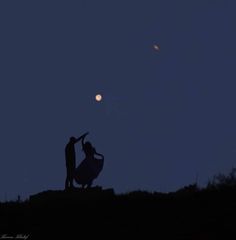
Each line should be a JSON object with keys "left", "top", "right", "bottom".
{"left": 75, "top": 132, "right": 89, "bottom": 143}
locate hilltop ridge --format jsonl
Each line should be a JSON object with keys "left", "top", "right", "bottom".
{"left": 1, "top": 185, "right": 236, "bottom": 239}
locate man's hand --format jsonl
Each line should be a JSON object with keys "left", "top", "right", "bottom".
{"left": 78, "top": 132, "right": 89, "bottom": 141}
{"left": 83, "top": 132, "right": 89, "bottom": 138}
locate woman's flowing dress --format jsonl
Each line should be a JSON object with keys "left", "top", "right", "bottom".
{"left": 74, "top": 154, "right": 104, "bottom": 185}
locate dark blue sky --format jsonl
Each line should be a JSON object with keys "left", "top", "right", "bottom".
{"left": 1, "top": 0, "right": 236, "bottom": 200}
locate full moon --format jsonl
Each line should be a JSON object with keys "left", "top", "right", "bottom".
{"left": 153, "top": 44, "right": 160, "bottom": 51}
{"left": 95, "top": 94, "right": 102, "bottom": 102}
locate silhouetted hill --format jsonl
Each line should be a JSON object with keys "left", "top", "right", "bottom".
{"left": 1, "top": 186, "right": 236, "bottom": 239}
{"left": 29, "top": 187, "right": 115, "bottom": 203}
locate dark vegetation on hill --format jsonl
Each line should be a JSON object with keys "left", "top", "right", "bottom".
{"left": 1, "top": 169, "right": 236, "bottom": 239}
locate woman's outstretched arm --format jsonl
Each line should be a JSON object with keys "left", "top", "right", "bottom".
{"left": 74, "top": 132, "right": 89, "bottom": 144}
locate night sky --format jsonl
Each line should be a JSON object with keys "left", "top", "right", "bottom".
{"left": 1, "top": 0, "right": 236, "bottom": 200}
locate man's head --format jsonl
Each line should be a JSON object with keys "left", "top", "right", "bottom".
{"left": 70, "top": 137, "right": 77, "bottom": 143}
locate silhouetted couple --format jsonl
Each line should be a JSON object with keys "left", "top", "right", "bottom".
{"left": 65, "top": 132, "right": 104, "bottom": 190}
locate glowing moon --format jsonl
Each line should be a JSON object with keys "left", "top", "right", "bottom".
{"left": 153, "top": 44, "right": 160, "bottom": 51}
{"left": 95, "top": 94, "right": 102, "bottom": 102}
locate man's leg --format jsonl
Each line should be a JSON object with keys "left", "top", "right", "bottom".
{"left": 69, "top": 177, "right": 75, "bottom": 188}
{"left": 65, "top": 176, "right": 69, "bottom": 190}
{"left": 68, "top": 169, "right": 75, "bottom": 188}
{"left": 65, "top": 168, "right": 72, "bottom": 190}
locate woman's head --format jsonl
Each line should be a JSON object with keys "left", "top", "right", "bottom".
{"left": 83, "top": 141, "right": 94, "bottom": 155}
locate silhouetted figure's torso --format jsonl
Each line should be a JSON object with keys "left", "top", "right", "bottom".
{"left": 65, "top": 142, "right": 76, "bottom": 170}
{"left": 65, "top": 137, "right": 79, "bottom": 189}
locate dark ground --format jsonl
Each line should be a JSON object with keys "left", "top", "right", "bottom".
{"left": 0, "top": 185, "right": 236, "bottom": 239}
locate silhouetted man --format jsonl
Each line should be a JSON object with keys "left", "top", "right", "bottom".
{"left": 65, "top": 133, "right": 88, "bottom": 190}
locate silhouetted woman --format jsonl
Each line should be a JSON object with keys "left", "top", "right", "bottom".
{"left": 74, "top": 134, "right": 104, "bottom": 188}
